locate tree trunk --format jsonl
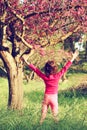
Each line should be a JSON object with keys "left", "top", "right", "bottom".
{"left": 0, "top": 51, "right": 23, "bottom": 110}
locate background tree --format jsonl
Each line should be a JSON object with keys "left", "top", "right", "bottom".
{"left": 0, "top": 0, "right": 87, "bottom": 110}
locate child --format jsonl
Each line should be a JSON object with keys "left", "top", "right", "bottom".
{"left": 22, "top": 50, "right": 79, "bottom": 124}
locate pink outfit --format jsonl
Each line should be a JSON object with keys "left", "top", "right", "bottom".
{"left": 29, "top": 61, "right": 72, "bottom": 117}
{"left": 29, "top": 61, "right": 72, "bottom": 94}
{"left": 42, "top": 94, "right": 58, "bottom": 116}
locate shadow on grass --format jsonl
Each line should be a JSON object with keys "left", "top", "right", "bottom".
{"left": 59, "top": 83, "right": 87, "bottom": 99}
{"left": 58, "top": 83, "right": 87, "bottom": 108}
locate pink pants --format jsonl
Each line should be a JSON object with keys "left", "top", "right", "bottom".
{"left": 41, "top": 94, "right": 58, "bottom": 117}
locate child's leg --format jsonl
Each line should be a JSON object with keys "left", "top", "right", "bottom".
{"left": 50, "top": 94, "right": 58, "bottom": 122}
{"left": 40, "top": 104, "right": 48, "bottom": 124}
{"left": 40, "top": 94, "right": 49, "bottom": 124}
{"left": 52, "top": 105, "right": 58, "bottom": 122}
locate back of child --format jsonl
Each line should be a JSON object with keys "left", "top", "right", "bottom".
{"left": 22, "top": 50, "right": 79, "bottom": 124}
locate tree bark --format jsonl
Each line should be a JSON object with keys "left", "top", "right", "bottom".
{"left": 0, "top": 51, "right": 23, "bottom": 110}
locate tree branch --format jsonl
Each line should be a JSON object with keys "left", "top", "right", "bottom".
{"left": 16, "top": 33, "right": 32, "bottom": 49}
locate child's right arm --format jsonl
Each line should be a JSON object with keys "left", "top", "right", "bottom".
{"left": 21, "top": 55, "right": 30, "bottom": 66}
{"left": 22, "top": 56, "right": 46, "bottom": 79}
{"left": 22, "top": 58, "right": 30, "bottom": 66}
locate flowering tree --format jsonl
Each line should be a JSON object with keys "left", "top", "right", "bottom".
{"left": 0, "top": 0, "right": 87, "bottom": 110}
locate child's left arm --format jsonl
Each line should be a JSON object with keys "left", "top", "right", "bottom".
{"left": 58, "top": 50, "right": 79, "bottom": 79}
{"left": 70, "top": 50, "right": 79, "bottom": 62}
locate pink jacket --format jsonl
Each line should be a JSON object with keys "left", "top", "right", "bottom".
{"left": 29, "top": 61, "right": 72, "bottom": 94}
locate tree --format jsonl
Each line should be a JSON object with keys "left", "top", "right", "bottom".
{"left": 0, "top": 0, "right": 87, "bottom": 110}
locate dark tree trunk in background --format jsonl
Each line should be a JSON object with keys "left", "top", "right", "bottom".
{"left": 64, "top": 37, "right": 75, "bottom": 52}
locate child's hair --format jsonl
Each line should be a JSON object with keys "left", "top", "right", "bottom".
{"left": 44, "top": 60, "right": 58, "bottom": 77}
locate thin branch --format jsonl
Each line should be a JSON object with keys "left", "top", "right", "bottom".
{"left": 16, "top": 33, "right": 32, "bottom": 49}
{"left": 59, "top": 25, "right": 81, "bottom": 42}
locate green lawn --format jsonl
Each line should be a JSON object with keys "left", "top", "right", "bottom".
{"left": 0, "top": 73, "right": 87, "bottom": 130}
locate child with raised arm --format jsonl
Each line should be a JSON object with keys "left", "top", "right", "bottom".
{"left": 22, "top": 50, "right": 79, "bottom": 124}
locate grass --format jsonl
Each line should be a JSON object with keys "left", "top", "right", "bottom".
{"left": 0, "top": 73, "right": 87, "bottom": 130}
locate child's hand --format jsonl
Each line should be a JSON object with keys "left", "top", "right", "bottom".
{"left": 73, "top": 49, "right": 79, "bottom": 59}
{"left": 71, "top": 50, "right": 79, "bottom": 62}
{"left": 24, "top": 58, "right": 30, "bottom": 65}
{"left": 21, "top": 56, "right": 30, "bottom": 65}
